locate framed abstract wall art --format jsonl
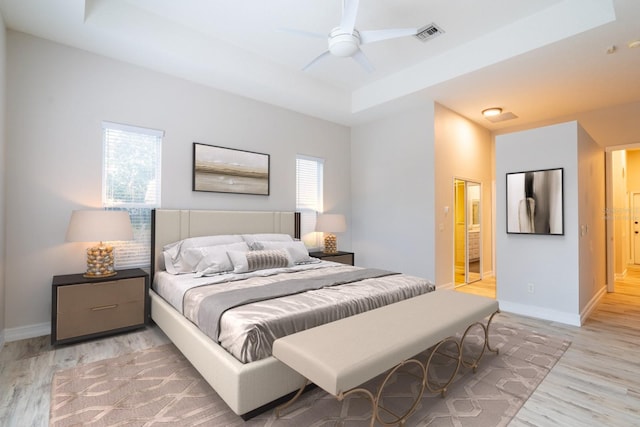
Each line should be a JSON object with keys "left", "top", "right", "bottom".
{"left": 506, "top": 167, "right": 564, "bottom": 235}
{"left": 192, "top": 143, "right": 270, "bottom": 195}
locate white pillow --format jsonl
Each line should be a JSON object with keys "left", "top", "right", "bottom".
{"left": 241, "top": 233, "right": 293, "bottom": 249}
{"left": 228, "top": 249, "right": 292, "bottom": 273}
{"left": 252, "top": 241, "right": 312, "bottom": 264}
{"left": 192, "top": 242, "right": 250, "bottom": 276}
{"left": 163, "top": 234, "right": 243, "bottom": 255}
{"left": 163, "top": 235, "right": 244, "bottom": 274}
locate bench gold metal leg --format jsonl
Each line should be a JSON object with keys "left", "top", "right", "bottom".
{"left": 460, "top": 322, "right": 487, "bottom": 372}
{"left": 424, "top": 337, "right": 461, "bottom": 397}
{"left": 341, "top": 358, "right": 426, "bottom": 427}
{"left": 340, "top": 387, "right": 377, "bottom": 427}
{"left": 460, "top": 310, "right": 501, "bottom": 371}
{"left": 486, "top": 310, "right": 500, "bottom": 355}
{"left": 275, "top": 380, "right": 309, "bottom": 418}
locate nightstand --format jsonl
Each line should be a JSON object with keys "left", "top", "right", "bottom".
{"left": 309, "top": 251, "right": 354, "bottom": 266}
{"left": 51, "top": 268, "right": 149, "bottom": 345}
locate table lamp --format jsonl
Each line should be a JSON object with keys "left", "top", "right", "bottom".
{"left": 315, "top": 214, "right": 347, "bottom": 254}
{"left": 66, "top": 210, "right": 134, "bottom": 278}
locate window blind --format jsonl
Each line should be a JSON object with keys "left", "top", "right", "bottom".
{"left": 102, "top": 121, "right": 163, "bottom": 269}
{"left": 296, "top": 155, "right": 324, "bottom": 248}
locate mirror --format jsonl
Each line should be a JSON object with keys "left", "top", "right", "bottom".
{"left": 454, "top": 179, "right": 481, "bottom": 285}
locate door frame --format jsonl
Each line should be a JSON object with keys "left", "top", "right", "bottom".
{"left": 631, "top": 192, "right": 640, "bottom": 265}
{"left": 605, "top": 143, "right": 640, "bottom": 292}
{"left": 605, "top": 150, "right": 614, "bottom": 292}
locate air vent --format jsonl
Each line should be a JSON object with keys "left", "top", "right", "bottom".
{"left": 415, "top": 23, "right": 445, "bottom": 42}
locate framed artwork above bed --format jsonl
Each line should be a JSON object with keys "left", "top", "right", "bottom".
{"left": 192, "top": 142, "right": 270, "bottom": 195}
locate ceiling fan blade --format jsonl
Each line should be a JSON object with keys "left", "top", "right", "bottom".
{"left": 360, "top": 28, "right": 417, "bottom": 44}
{"left": 339, "top": 0, "right": 359, "bottom": 35}
{"left": 302, "top": 50, "right": 332, "bottom": 71}
{"left": 278, "top": 28, "right": 326, "bottom": 39}
{"left": 352, "top": 49, "right": 374, "bottom": 73}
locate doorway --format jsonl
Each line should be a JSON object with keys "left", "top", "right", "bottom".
{"left": 606, "top": 147, "right": 640, "bottom": 293}
{"left": 633, "top": 193, "right": 640, "bottom": 265}
{"left": 454, "top": 179, "right": 482, "bottom": 286}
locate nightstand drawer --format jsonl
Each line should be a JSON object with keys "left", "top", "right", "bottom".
{"left": 55, "top": 277, "right": 145, "bottom": 341}
{"left": 309, "top": 251, "right": 355, "bottom": 266}
{"left": 56, "top": 278, "right": 143, "bottom": 311}
{"left": 322, "top": 254, "right": 354, "bottom": 265}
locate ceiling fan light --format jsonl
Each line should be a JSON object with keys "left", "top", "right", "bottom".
{"left": 329, "top": 28, "right": 360, "bottom": 57}
{"left": 482, "top": 107, "right": 502, "bottom": 117}
{"left": 329, "top": 38, "right": 358, "bottom": 56}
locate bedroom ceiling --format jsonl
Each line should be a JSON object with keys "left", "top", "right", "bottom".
{"left": 1, "top": 0, "right": 639, "bottom": 146}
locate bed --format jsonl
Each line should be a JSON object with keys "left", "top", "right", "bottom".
{"left": 149, "top": 209, "right": 435, "bottom": 418}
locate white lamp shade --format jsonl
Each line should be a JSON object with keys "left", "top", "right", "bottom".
{"left": 315, "top": 214, "right": 347, "bottom": 233}
{"left": 66, "top": 210, "right": 134, "bottom": 242}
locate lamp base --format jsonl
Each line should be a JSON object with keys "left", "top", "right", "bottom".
{"left": 85, "top": 243, "right": 116, "bottom": 278}
{"left": 323, "top": 234, "right": 337, "bottom": 254}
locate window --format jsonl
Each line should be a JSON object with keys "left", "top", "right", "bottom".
{"left": 296, "top": 155, "right": 324, "bottom": 248}
{"left": 102, "top": 121, "right": 163, "bottom": 269}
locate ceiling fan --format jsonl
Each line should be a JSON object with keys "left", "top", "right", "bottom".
{"left": 286, "top": 0, "right": 418, "bottom": 72}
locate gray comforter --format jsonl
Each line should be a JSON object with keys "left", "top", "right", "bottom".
{"left": 197, "top": 268, "right": 398, "bottom": 344}
{"left": 182, "top": 264, "right": 435, "bottom": 363}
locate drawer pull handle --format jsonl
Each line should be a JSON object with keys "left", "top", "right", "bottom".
{"left": 91, "top": 304, "right": 118, "bottom": 311}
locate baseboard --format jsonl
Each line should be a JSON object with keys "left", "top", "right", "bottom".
{"left": 498, "top": 300, "right": 581, "bottom": 326}
{"left": 614, "top": 269, "right": 627, "bottom": 280}
{"left": 5, "top": 322, "right": 50, "bottom": 342}
{"left": 580, "top": 286, "right": 607, "bottom": 325}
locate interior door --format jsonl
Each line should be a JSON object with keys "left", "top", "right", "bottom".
{"left": 454, "top": 179, "right": 482, "bottom": 285}
{"left": 466, "top": 182, "right": 481, "bottom": 283}
{"left": 454, "top": 180, "right": 466, "bottom": 286}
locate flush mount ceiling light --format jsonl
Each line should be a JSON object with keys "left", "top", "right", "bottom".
{"left": 629, "top": 39, "right": 640, "bottom": 49}
{"left": 482, "top": 107, "right": 502, "bottom": 117}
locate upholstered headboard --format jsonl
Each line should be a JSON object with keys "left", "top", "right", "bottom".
{"left": 151, "top": 209, "right": 299, "bottom": 282}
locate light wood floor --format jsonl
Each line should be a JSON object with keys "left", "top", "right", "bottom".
{"left": 455, "top": 275, "right": 497, "bottom": 299}
{"left": 456, "top": 269, "right": 640, "bottom": 426}
{"left": 2, "top": 271, "right": 640, "bottom": 426}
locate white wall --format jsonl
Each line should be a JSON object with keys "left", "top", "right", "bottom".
{"left": 4, "top": 31, "right": 350, "bottom": 338}
{"left": 0, "top": 12, "right": 6, "bottom": 348}
{"left": 577, "top": 125, "right": 606, "bottom": 316}
{"left": 351, "top": 105, "right": 436, "bottom": 280}
{"left": 496, "top": 122, "right": 581, "bottom": 325}
{"left": 496, "top": 121, "right": 606, "bottom": 325}
{"left": 434, "top": 104, "right": 493, "bottom": 287}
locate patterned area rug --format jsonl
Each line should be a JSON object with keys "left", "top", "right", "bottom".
{"left": 50, "top": 322, "right": 570, "bottom": 426}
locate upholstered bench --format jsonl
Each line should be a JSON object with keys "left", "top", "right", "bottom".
{"left": 272, "top": 289, "right": 499, "bottom": 426}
